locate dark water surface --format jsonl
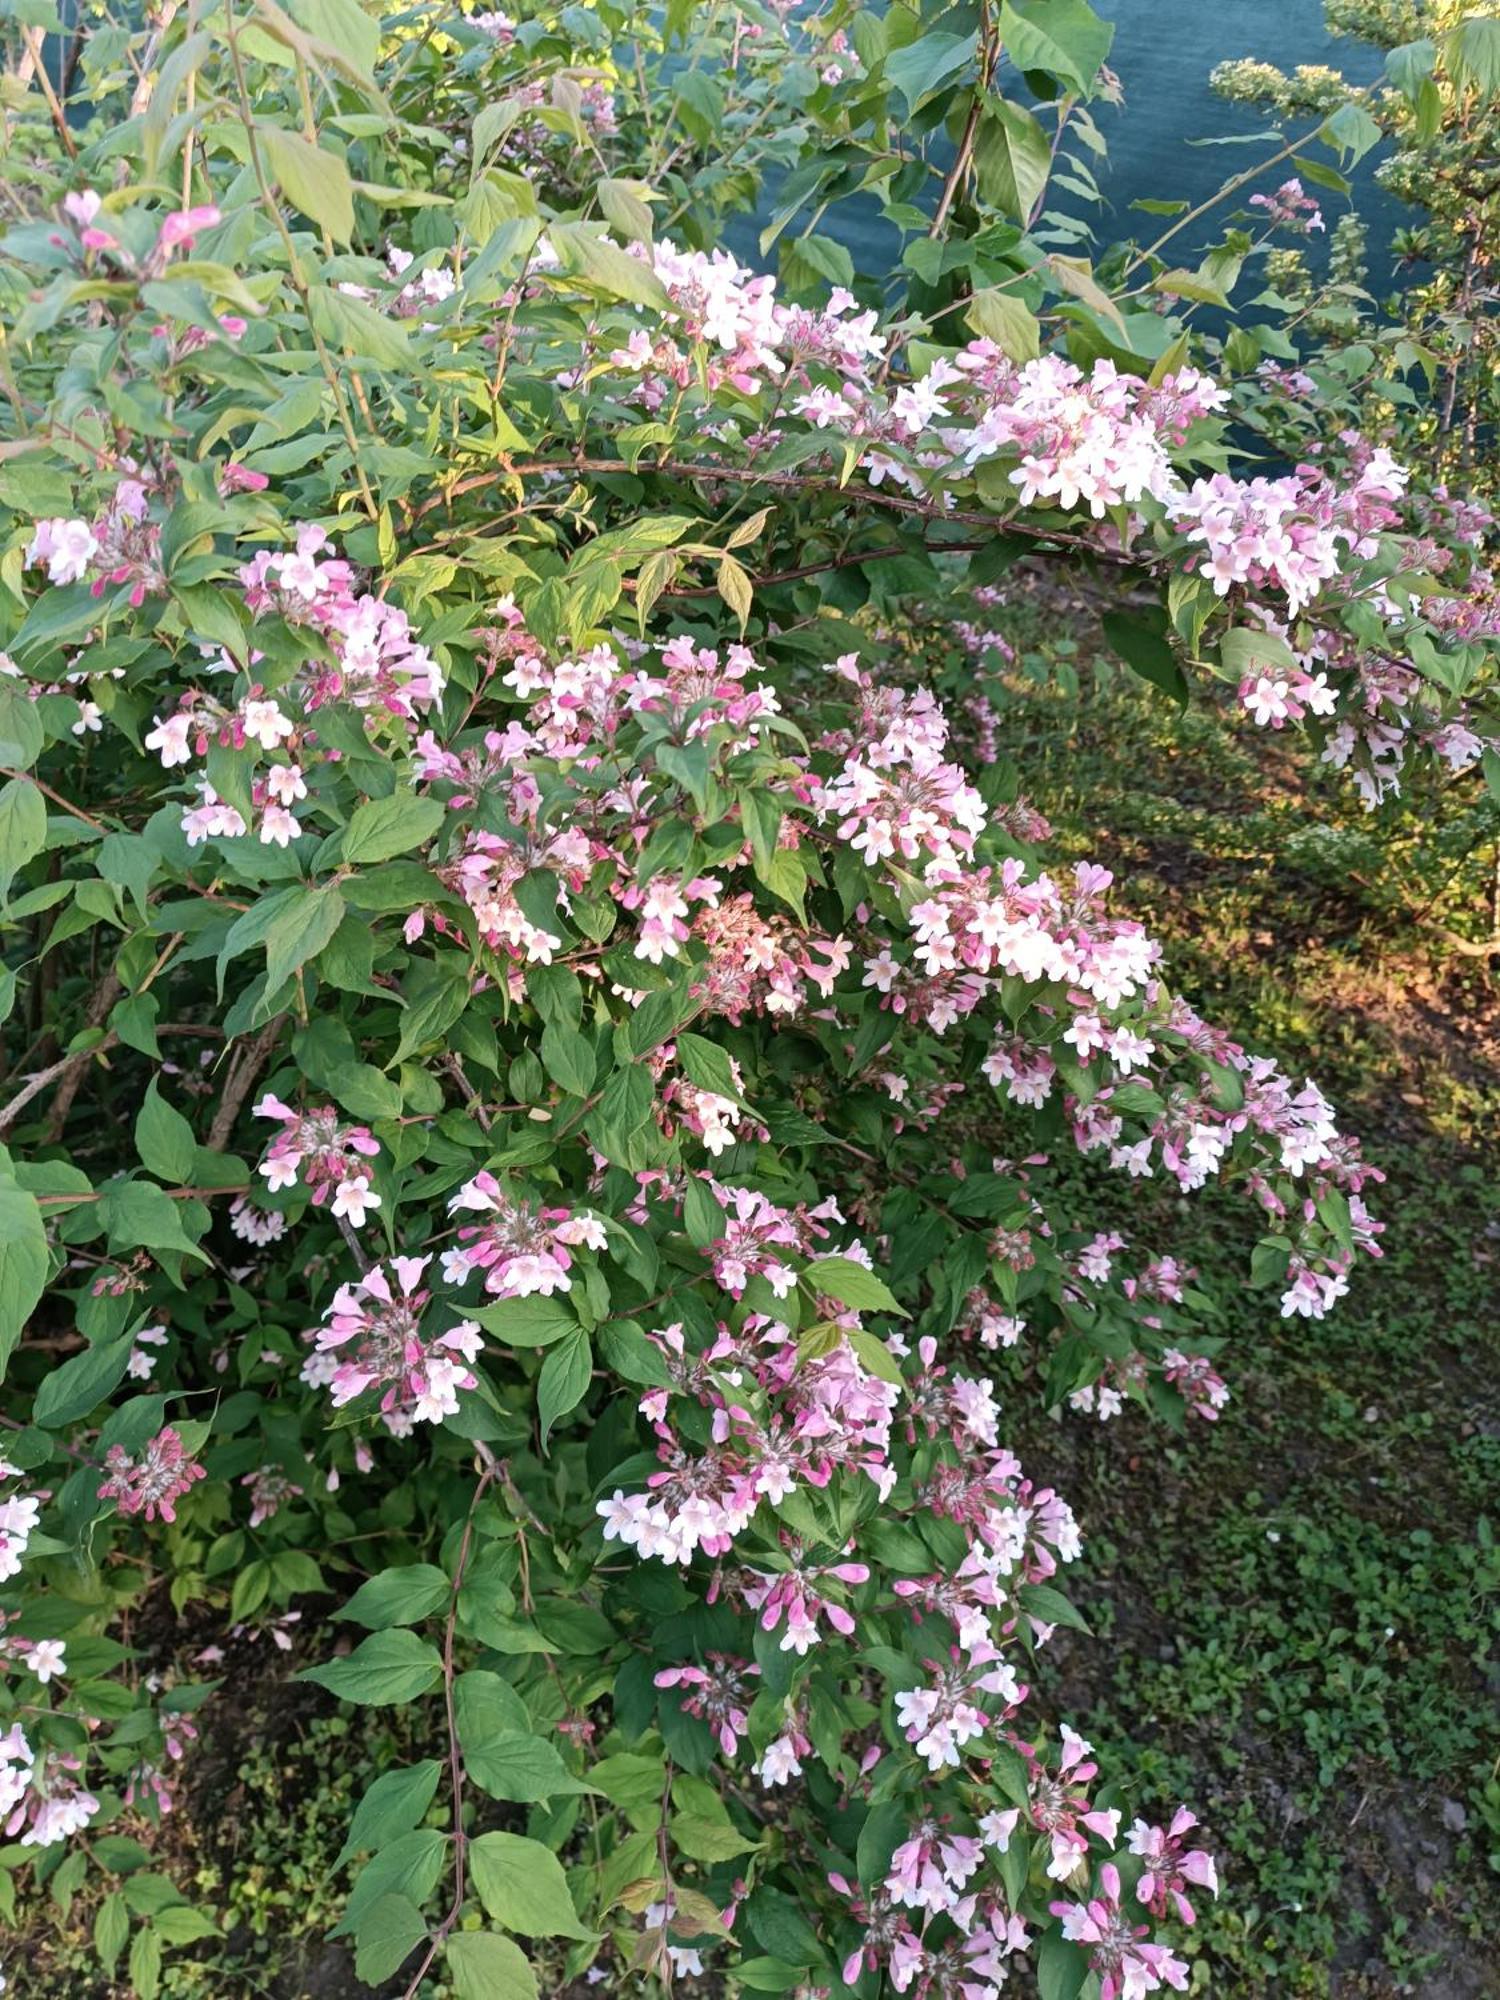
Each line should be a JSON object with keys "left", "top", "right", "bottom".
{"left": 724, "top": 0, "right": 1408, "bottom": 291}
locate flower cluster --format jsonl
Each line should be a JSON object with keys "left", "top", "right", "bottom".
{"left": 1, "top": 1728, "right": 100, "bottom": 1848}
{"left": 27, "top": 477, "right": 165, "bottom": 606}
{"left": 0, "top": 1463, "right": 41, "bottom": 1582}
{"left": 96, "top": 1428, "right": 206, "bottom": 1523}
{"left": 310, "top": 1257, "right": 483, "bottom": 1432}
{"left": 1249, "top": 176, "right": 1325, "bottom": 232}
{"left": 254, "top": 1097, "right": 381, "bottom": 1219}
{"left": 445, "top": 1173, "right": 608, "bottom": 1296}
{"left": 1170, "top": 452, "right": 1407, "bottom": 614}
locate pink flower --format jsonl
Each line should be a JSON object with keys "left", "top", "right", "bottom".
{"left": 97, "top": 1428, "right": 206, "bottom": 1523}
{"left": 157, "top": 205, "right": 221, "bottom": 253}
{"left": 314, "top": 1256, "right": 482, "bottom": 1430}
{"left": 1052, "top": 1862, "right": 1190, "bottom": 1999}
{"left": 1128, "top": 1808, "right": 1220, "bottom": 1923}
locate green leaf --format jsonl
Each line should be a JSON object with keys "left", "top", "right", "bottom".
{"left": 261, "top": 129, "right": 355, "bottom": 243}
{"left": 338, "top": 1564, "right": 451, "bottom": 1628}
{"left": 134, "top": 1082, "right": 196, "bottom": 1185}
{"left": 847, "top": 1324, "right": 906, "bottom": 1387}
{"left": 98, "top": 1182, "right": 208, "bottom": 1266}
{"left": 537, "top": 1327, "right": 592, "bottom": 1447}
{"left": 470, "top": 1295, "right": 576, "bottom": 1348}
{"left": 999, "top": 0, "right": 1113, "bottom": 95}
{"left": 670, "top": 1812, "right": 761, "bottom": 1863}
{"left": 0, "top": 777, "right": 46, "bottom": 897}
{"left": 884, "top": 31, "right": 978, "bottom": 112}
{"left": 343, "top": 793, "right": 446, "bottom": 865}
{"left": 583, "top": 1062, "right": 656, "bottom": 1168}
{"left": 298, "top": 1630, "right": 443, "bottom": 1705}
{"left": 974, "top": 99, "right": 1052, "bottom": 223}
{"left": 856, "top": 1802, "right": 909, "bottom": 1890}
{"left": 308, "top": 285, "right": 412, "bottom": 369}
{"left": 1220, "top": 625, "right": 1298, "bottom": 682}
{"left": 0, "top": 1180, "right": 48, "bottom": 1378}
{"left": 94, "top": 1890, "right": 129, "bottom": 1972}
{"left": 0, "top": 688, "right": 45, "bottom": 768}
{"left": 549, "top": 222, "right": 671, "bottom": 308}
{"left": 455, "top": 1668, "right": 531, "bottom": 1748}
{"left": 1036, "top": 1928, "right": 1090, "bottom": 2000}
{"left": 743, "top": 1887, "right": 826, "bottom": 1970}
{"left": 1017, "top": 1581, "right": 1091, "bottom": 1634}
{"left": 152, "top": 1905, "right": 220, "bottom": 1944}
{"left": 804, "top": 1255, "right": 907, "bottom": 1317}
{"left": 288, "top": 0, "right": 379, "bottom": 76}
{"left": 597, "top": 177, "right": 654, "bottom": 244}
{"left": 1319, "top": 100, "right": 1381, "bottom": 164}
{"left": 539, "top": 1019, "right": 596, "bottom": 1098}
{"left": 333, "top": 1828, "right": 447, "bottom": 1938}
{"left": 391, "top": 956, "right": 471, "bottom": 1067}
{"left": 674, "top": 1030, "right": 747, "bottom": 1107}
{"left": 1250, "top": 1235, "right": 1293, "bottom": 1290}
{"left": 1101, "top": 609, "right": 1189, "bottom": 707}
{"left": 463, "top": 1732, "right": 590, "bottom": 1804}
{"left": 352, "top": 1894, "right": 428, "bottom": 1985}
{"left": 337, "top": 1761, "right": 444, "bottom": 1869}
{"left": 967, "top": 289, "right": 1041, "bottom": 361}
{"left": 129, "top": 1925, "right": 162, "bottom": 2000}
{"left": 9, "top": 586, "right": 104, "bottom": 667}
{"left": 34, "top": 1331, "right": 136, "bottom": 1429}
{"left": 1047, "top": 252, "right": 1126, "bottom": 334}
{"left": 531, "top": 1597, "right": 615, "bottom": 1653}
{"left": 468, "top": 1832, "right": 594, "bottom": 1938}
{"left": 97, "top": 832, "right": 159, "bottom": 922}
{"left": 717, "top": 553, "right": 752, "bottom": 632}
{"left": 263, "top": 886, "right": 347, "bottom": 997}
{"left": 597, "top": 1319, "right": 672, "bottom": 1389}
{"left": 736, "top": 1959, "right": 809, "bottom": 1993}
{"left": 445, "top": 1932, "right": 538, "bottom": 2000}
{"left": 1446, "top": 15, "right": 1500, "bottom": 97}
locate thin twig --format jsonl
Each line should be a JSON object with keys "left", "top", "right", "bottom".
{"left": 20, "top": 25, "right": 77, "bottom": 158}
{"left": 400, "top": 1451, "right": 499, "bottom": 2000}
{"left": 207, "top": 1022, "right": 280, "bottom": 1152}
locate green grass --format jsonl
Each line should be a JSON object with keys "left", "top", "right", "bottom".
{"left": 982, "top": 619, "right": 1500, "bottom": 1996}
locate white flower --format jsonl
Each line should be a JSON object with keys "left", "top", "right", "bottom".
{"left": 332, "top": 1175, "right": 381, "bottom": 1227}
{"left": 23, "top": 1640, "right": 66, "bottom": 1684}
{"left": 239, "top": 699, "right": 294, "bottom": 750}
{"left": 145, "top": 713, "right": 194, "bottom": 767}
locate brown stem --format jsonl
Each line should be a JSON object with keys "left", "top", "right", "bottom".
{"left": 20, "top": 25, "right": 77, "bottom": 158}
{"left": 334, "top": 1214, "right": 373, "bottom": 1274}
{"left": 412, "top": 459, "right": 1138, "bottom": 568}
{"left": 0, "top": 975, "right": 123, "bottom": 1142}
{"left": 206, "top": 1022, "right": 280, "bottom": 1152}
{"left": 400, "top": 1451, "right": 499, "bottom": 2000}
{"left": 930, "top": 93, "right": 984, "bottom": 239}
{"left": 627, "top": 536, "right": 995, "bottom": 601}
{"left": 0, "top": 769, "right": 109, "bottom": 831}
{"left": 442, "top": 1053, "right": 493, "bottom": 1134}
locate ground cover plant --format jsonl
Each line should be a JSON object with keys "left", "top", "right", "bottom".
{"left": 0, "top": 1, "right": 1496, "bottom": 1995}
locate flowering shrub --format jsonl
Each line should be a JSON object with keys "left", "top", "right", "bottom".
{"left": 0, "top": 1, "right": 1495, "bottom": 1995}
{"left": 1214, "top": 0, "right": 1500, "bottom": 505}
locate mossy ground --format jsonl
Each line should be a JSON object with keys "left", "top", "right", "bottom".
{"left": 994, "top": 598, "right": 1500, "bottom": 1997}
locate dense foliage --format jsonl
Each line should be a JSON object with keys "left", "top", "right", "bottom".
{"left": 1214, "top": 0, "right": 1500, "bottom": 505}
{"left": 0, "top": 2, "right": 1495, "bottom": 1995}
